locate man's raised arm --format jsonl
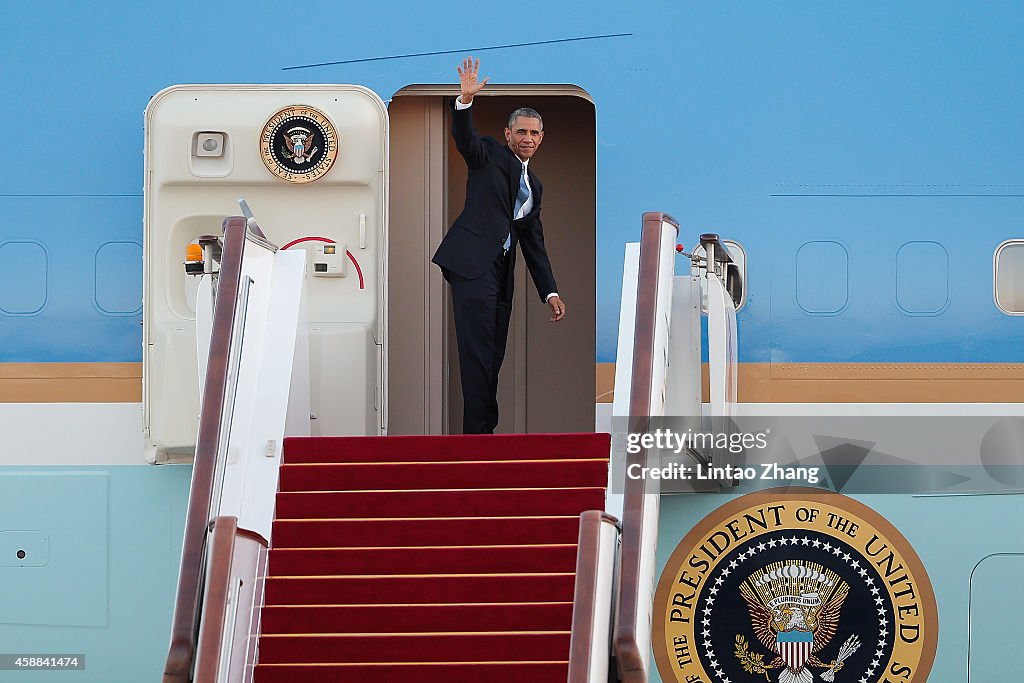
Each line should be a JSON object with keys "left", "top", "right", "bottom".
{"left": 451, "top": 57, "right": 491, "bottom": 168}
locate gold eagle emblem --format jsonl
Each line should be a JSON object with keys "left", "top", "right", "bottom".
{"left": 737, "top": 561, "right": 860, "bottom": 683}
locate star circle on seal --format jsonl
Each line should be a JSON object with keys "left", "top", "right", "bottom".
{"left": 259, "top": 105, "right": 339, "bottom": 183}
{"left": 653, "top": 489, "right": 937, "bottom": 683}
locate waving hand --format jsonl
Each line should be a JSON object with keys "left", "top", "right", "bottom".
{"left": 457, "top": 56, "right": 490, "bottom": 105}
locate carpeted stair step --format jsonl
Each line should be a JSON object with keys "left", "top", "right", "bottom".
{"left": 283, "top": 432, "right": 609, "bottom": 463}
{"left": 264, "top": 573, "right": 575, "bottom": 605}
{"left": 275, "top": 486, "right": 606, "bottom": 518}
{"left": 252, "top": 432, "right": 611, "bottom": 682}
{"left": 268, "top": 544, "right": 579, "bottom": 575}
{"left": 279, "top": 458, "right": 609, "bottom": 491}
{"left": 260, "top": 602, "right": 573, "bottom": 634}
{"left": 272, "top": 516, "right": 582, "bottom": 548}
{"left": 257, "top": 631, "right": 571, "bottom": 663}
{"left": 253, "top": 661, "right": 569, "bottom": 683}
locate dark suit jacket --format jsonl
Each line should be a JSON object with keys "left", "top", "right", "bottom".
{"left": 431, "top": 101, "right": 558, "bottom": 302}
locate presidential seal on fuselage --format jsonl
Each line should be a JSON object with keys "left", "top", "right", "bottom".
{"left": 259, "top": 105, "right": 338, "bottom": 183}
{"left": 653, "top": 490, "right": 937, "bottom": 683}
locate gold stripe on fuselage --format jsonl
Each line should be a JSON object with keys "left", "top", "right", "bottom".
{"left": 2, "top": 361, "right": 1021, "bottom": 404}
{"left": 0, "top": 363, "right": 142, "bottom": 402}
{"left": 596, "top": 362, "right": 1024, "bottom": 404}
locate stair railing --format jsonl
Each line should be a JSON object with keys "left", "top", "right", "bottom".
{"left": 164, "top": 214, "right": 302, "bottom": 683}
{"left": 192, "top": 516, "right": 240, "bottom": 683}
{"left": 164, "top": 217, "right": 250, "bottom": 683}
{"left": 568, "top": 510, "right": 622, "bottom": 683}
{"left": 613, "top": 212, "right": 680, "bottom": 683}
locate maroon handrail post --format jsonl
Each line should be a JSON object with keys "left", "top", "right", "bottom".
{"left": 163, "top": 217, "right": 249, "bottom": 683}
{"left": 193, "top": 516, "right": 239, "bottom": 682}
{"left": 614, "top": 212, "right": 679, "bottom": 683}
{"left": 568, "top": 510, "right": 621, "bottom": 683}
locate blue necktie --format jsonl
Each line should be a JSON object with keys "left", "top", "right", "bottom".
{"left": 506, "top": 165, "right": 529, "bottom": 251}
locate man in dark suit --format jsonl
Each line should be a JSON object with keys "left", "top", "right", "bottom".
{"left": 432, "top": 57, "right": 566, "bottom": 434}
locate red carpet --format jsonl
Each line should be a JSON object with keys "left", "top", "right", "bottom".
{"left": 268, "top": 545, "right": 581, "bottom": 575}
{"left": 254, "top": 432, "right": 610, "bottom": 683}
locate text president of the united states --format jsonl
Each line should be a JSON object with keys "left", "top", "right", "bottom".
{"left": 431, "top": 57, "right": 566, "bottom": 434}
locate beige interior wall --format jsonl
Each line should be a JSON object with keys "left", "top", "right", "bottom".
{"left": 386, "top": 97, "right": 448, "bottom": 435}
{"left": 518, "top": 97, "right": 596, "bottom": 433}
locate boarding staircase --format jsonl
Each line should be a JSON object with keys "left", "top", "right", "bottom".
{"left": 255, "top": 433, "right": 609, "bottom": 681}
{"left": 162, "top": 213, "right": 740, "bottom": 682}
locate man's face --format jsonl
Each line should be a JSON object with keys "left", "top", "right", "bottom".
{"left": 505, "top": 116, "right": 544, "bottom": 160}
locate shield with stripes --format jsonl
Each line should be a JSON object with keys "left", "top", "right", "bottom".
{"left": 776, "top": 629, "right": 814, "bottom": 670}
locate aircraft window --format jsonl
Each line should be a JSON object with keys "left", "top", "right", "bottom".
{"left": 994, "top": 240, "right": 1024, "bottom": 314}
{"left": 896, "top": 241, "right": 948, "bottom": 315}
{"left": 694, "top": 240, "right": 747, "bottom": 313}
{"left": 795, "top": 240, "right": 848, "bottom": 315}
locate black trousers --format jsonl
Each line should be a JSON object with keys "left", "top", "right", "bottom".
{"left": 447, "top": 252, "right": 513, "bottom": 434}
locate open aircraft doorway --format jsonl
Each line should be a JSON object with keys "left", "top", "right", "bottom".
{"left": 388, "top": 87, "right": 596, "bottom": 435}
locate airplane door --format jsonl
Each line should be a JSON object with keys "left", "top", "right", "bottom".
{"left": 143, "top": 86, "right": 388, "bottom": 461}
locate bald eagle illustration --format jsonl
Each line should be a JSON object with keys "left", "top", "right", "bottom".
{"left": 739, "top": 563, "right": 851, "bottom": 683}
{"left": 282, "top": 126, "right": 318, "bottom": 164}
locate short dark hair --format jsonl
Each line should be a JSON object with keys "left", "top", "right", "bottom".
{"left": 508, "top": 107, "right": 543, "bottom": 129}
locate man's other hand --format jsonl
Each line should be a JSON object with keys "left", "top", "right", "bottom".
{"left": 548, "top": 295, "right": 566, "bottom": 322}
{"left": 457, "top": 56, "right": 490, "bottom": 105}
